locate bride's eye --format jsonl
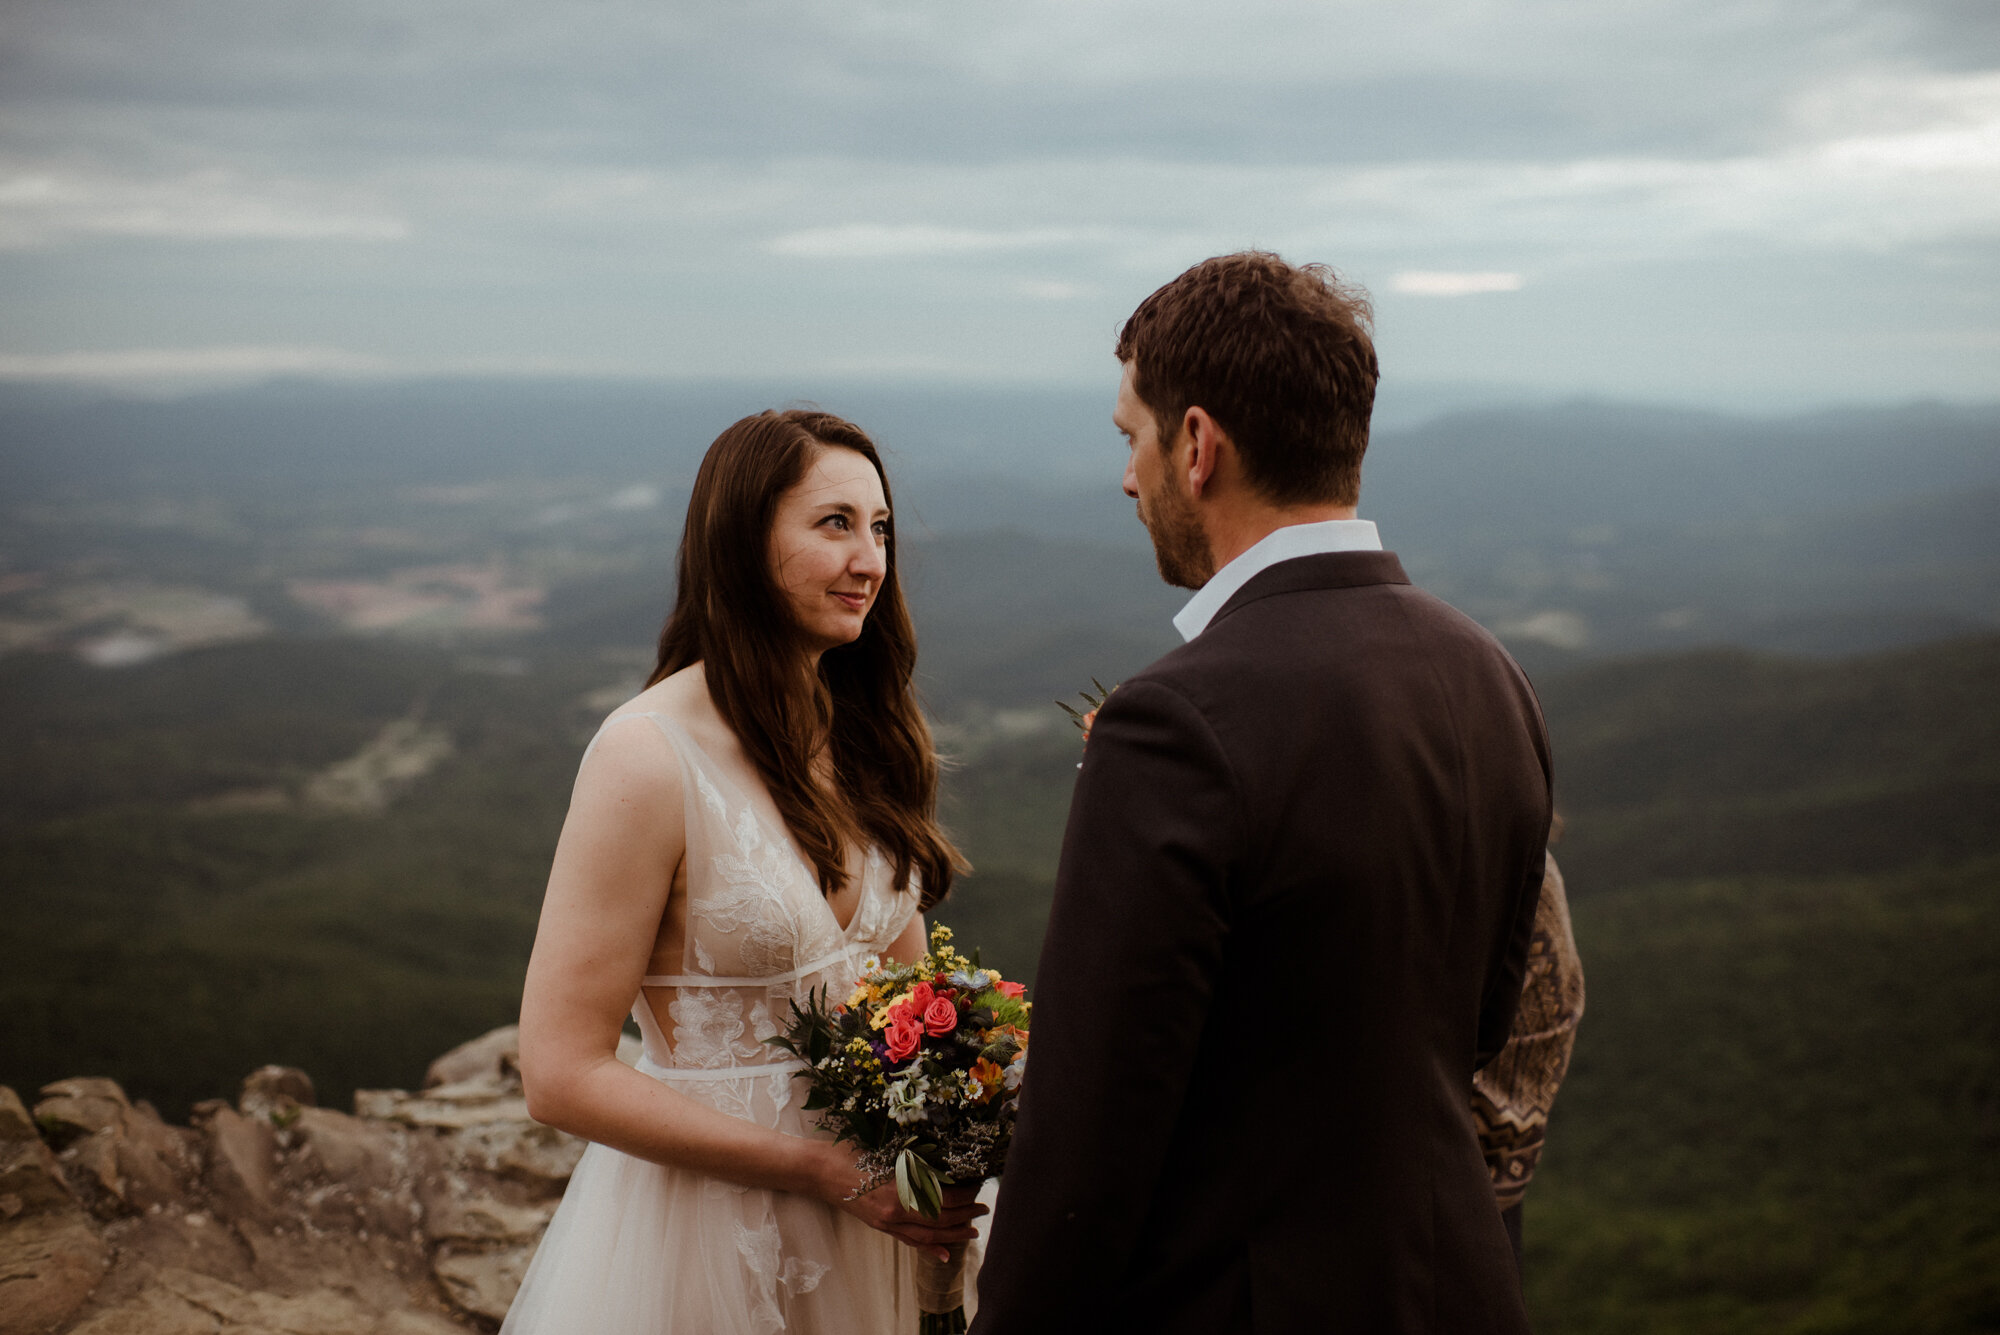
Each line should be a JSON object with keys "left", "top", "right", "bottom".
{"left": 821, "top": 514, "right": 851, "bottom": 532}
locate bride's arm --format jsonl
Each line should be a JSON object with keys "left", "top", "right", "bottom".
{"left": 518, "top": 718, "right": 785, "bottom": 1175}
{"left": 516, "top": 719, "right": 980, "bottom": 1255}
{"left": 880, "top": 910, "right": 927, "bottom": 968}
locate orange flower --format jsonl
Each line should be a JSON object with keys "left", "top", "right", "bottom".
{"left": 968, "top": 1057, "right": 1004, "bottom": 1101}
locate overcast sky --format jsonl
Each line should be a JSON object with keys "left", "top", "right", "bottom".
{"left": 2, "top": 0, "right": 1996, "bottom": 410}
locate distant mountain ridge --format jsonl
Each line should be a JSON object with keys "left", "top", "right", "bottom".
{"left": 6, "top": 379, "right": 1996, "bottom": 521}
{"left": 1541, "top": 632, "right": 2000, "bottom": 894}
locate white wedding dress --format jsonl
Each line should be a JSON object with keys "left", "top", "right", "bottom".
{"left": 499, "top": 711, "right": 941, "bottom": 1335}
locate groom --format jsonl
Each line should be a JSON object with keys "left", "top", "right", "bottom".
{"left": 970, "top": 252, "right": 1553, "bottom": 1334}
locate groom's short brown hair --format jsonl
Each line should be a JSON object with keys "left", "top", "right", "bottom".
{"left": 1116, "top": 251, "right": 1379, "bottom": 507}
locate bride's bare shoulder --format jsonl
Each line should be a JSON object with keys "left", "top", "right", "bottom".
{"left": 586, "top": 663, "right": 733, "bottom": 782}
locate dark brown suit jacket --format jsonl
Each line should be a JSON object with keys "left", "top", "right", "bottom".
{"left": 970, "top": 552, "right": 1553, "bottom": 1335}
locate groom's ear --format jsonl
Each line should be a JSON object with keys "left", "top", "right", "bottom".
{"left": 1181, "top": 405, "right": 1230, "bottom": 499}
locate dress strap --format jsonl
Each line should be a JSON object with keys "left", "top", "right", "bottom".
{"left": 641, "top": 941, "right": 863, "bottom": 991}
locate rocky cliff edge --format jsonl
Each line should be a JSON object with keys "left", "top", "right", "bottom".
{"left": 0, "top": 1026, "right": 637, "bottom": 1335}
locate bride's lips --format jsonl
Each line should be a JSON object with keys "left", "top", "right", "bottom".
{"left": 831, "top": 591, "right": 867, "bottom": 611}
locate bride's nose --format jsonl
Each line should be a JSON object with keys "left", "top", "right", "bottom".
{"left": 850, "top": 538, "right": 887, "bottom": 581}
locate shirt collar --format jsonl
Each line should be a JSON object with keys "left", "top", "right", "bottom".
{"left": 1172, "top": 518, "right": 1384, "bottom": 642}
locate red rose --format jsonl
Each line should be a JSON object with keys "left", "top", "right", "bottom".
{"left": 995, "top": 980, "right": 1026, "bottom": 1001}
{"left": 885, "top": 1015, "right": 923, "bottom": 1063}
{"left": 922, "top": 997, "right": 959, "bottom": 1037}
{"left": 907, "top": 982, "right": 935, "bottom": 1013}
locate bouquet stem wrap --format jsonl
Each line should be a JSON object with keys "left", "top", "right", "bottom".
{"left": 914, "top": 1241, "right": 968, "bottom": 1334}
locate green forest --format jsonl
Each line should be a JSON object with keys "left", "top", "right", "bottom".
{"left": 3, "top": 627, "right": 1997, "bottom": 1331}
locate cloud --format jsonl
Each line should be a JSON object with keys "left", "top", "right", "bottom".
{"left": 768, "top": 224, "right": 1095, "bottom": 259}
{"left": 0, "top": 345, "right": 395, "bottom": 384}
{"left": 1015, "top": 278, "right": 1091, "bottom": 300}
{"left": 0, "top": 163, "right": 410, "bottom": 248}
{"left": 0, "top": 346, "right": 651, "bottom": 389}
{"left": 1390, "top": 271, "right": 1526, "bottom": 297}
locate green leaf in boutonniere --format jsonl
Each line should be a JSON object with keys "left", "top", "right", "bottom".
{"left": 1056, "top": 678, "right": 1117, "bottom": 741}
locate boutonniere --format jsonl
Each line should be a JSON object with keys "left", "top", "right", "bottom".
{"left": 1057, "top": 679, "right": 1117, "bottom": 765}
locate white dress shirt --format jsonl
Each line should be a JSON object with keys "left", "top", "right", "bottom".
{"left": 1172, "top": 518, "right": 1384, "bottom": 642}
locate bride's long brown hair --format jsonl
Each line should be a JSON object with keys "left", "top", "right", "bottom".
{"left": 647, "top": 409, "right": 964, "bottom": 910}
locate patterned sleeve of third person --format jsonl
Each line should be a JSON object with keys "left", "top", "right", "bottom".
{"left": 1472, "top": 850, "right": 1586, "bottom": 1210}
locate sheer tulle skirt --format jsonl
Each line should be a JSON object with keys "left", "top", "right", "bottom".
{"left": 499, "top": 1059, "right": 930, "bottom": 1335}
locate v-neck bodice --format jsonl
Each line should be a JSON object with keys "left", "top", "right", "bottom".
{"left": 584, "top": 711, "right": 919, "bottom": 1078}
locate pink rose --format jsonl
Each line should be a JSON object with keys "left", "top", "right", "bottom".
{"left": 884, "top": 1016, "right": 923, "bottom": 1063}
{"left": 994, "top": 980, "right": 1026, "bottom": 1001}
{"left": 922, "top": 997, "right": 959, "bottom": 1037}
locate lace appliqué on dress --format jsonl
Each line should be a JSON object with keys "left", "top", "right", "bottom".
{"left": 666, "top": 989, "right": 753, "bottom": 1069}
{"left": 735, "top": 1216, "right": 832, "bottom": 1334}
{"left": 689, "top": 770, "right": 830, "bottom": 978}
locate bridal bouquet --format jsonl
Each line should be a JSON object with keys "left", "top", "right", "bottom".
{"left": 770, "top": 923, "right": 1030, "bottom": 1333}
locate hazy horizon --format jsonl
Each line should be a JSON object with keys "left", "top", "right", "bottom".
{"left": 6, "top": 368, "right": 1999, "bottom": 432}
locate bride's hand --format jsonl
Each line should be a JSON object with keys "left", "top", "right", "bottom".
{"left": 805, "top": 1141, "right": 987, "bottom": 1262}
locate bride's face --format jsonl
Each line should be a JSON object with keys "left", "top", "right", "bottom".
{"left": 766, "top": 446, "right": 891, "bottom": 656}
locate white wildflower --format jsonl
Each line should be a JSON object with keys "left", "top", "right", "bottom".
{"left": 886, "top": 1073, "right": 932, "bottom": 1126}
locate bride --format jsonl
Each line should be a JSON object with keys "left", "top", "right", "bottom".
{"left": 502, "top": 409, "right": 983, "bottom": 1334}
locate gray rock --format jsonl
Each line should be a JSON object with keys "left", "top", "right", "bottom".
{"left": 432, "top": 1241, "right": 538, "bottom": 1323}
{"left": 16, "top": 1029, "right": 606, "bottom": 1334}
{"left": 0, "top": 1087, "right": 40, "bottom": 1144}
{"left": 69, "top": 1265, "right": 386, "bottom": 1335}
{"left": 447, "top": 1119, "right": 586, "bottom": 1186}
{"left": 201, "top": 1104, "right": 279, "bottom": 1220}
{"left": 381, "top": 1314, "right": 480, "bottom": 1335}
{"left": 423, "top": 1027, "right": 521, "bottom": 1093}
{"left": 292, "top": 1107, "right": 402, "bottom": 1188}
{"left": 59, "top": 1133, "right": 126, "bottom": 1220}
{"left": 32, "top": 1080, "right": 129, "bottom": 1145}
{"left": 240, "top": 1065, "right": 317, "bottom": 1126}
{"left": 353, "top": 1089, "right": 533, "bottom": 1131}
{"left": 34, "top": 1082, "right": 193, "bottom": 1219}
{"left": 109, "top": 1102, "right": 199, "bottom": 1213}
{"left": 0, "top": 1088, "right": 77, "bottom": 1219}
{"left": 0, "top": 1203, "right": 110, "bottom": 1335}
{"left": 422, "top": 1193, "right": 554, "bottom": 1245}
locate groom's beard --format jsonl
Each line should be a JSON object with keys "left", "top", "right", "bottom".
{"left": 1141, "top": 473, "right": 1215, "bottom": 591}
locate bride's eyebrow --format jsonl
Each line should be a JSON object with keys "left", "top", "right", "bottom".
{"left": 818, "top": 501, "right": 892, "bottom": 521}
